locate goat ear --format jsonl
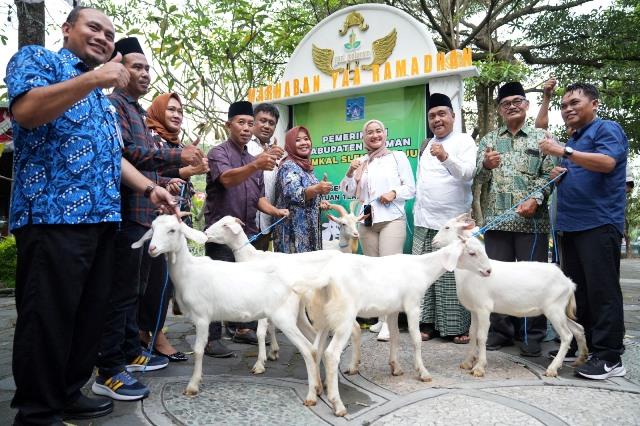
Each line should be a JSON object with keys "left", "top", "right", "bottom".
{"left": 131, "top": 228, "right": 153, "bottom": 249}
{"left": 462, "top": 220, "right": 476, "bottom": 230}
{"left": 180, "top": 223, "right": 208, "bottom": 244}
{"left": 442, "top": 242, "right": 464, "bottom": 272}
{"left": 234, "top": 217, "right": 245, "bottom": 226}
{"left": 225, "top": 221, "right": 243, "bottom": 235}
{"left": 327, "top": 214, "right": 339, "bottom": 223}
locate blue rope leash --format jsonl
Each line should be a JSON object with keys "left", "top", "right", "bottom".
{"left": 239, "top": 215, "right": 288, "bottom": 249}
{"left": 473, "top": 171, "right": 566, "bottom": 237}
{"left": 143, "top": 258, "right": 170, "bottom": 374}
{"left": 144, "top": 182, "right": 188, "bottom": 373}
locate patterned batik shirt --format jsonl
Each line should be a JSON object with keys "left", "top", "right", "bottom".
{"left": 109, "top": 89, "right": 181, "bottom": 227}
{"left": 5, "top": 46, "right": 121, "bottom": 231}
{"left": 475, "top": 125, "right": 556, "bottom": 233}
{"left": 273, "top": 160, "right": 322, "bottom": 253}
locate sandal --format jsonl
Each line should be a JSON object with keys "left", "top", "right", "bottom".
{"left": 420, "top": 331, "right": 433, "bottom": 341}
{"left": 453, "top": 334, "right": 470, "bottom": 344}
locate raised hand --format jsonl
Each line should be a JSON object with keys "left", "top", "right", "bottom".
{"left": 92, "top": 52, "right": 129, "bottom": 89}
{"left": 253, "top": 152, "right": 277, "bottom": 171}
{"left": 483, "top": 146, "right": 501, "bottom": 170}
{"left": 181, "top": 144, "right": 205, "bottom": 167}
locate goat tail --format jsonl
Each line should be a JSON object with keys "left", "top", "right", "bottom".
{"left": 290, "top": 275, "right": 331, "bottom": 295}
{"left": 566, "top": 292, "right": 577, "bottom": 321}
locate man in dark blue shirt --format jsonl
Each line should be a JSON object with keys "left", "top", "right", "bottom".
{"left": 5, "top": 6, "right": 177, "bottom": 424}
{"left": 539, "top": 83, "right": 628, "bottom": 380}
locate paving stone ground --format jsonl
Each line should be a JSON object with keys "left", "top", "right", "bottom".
{"left": 0, "top": 259, "right": 639, "bottom": 425}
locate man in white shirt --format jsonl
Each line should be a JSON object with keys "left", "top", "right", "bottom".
{"left": 246, "top": 103, "right": 284, "bottom": 250}
{"left": 412, "top": 93, "right": 477, "bottom": 344}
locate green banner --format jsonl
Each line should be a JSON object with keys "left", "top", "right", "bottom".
{"left": 293, "top": 85, "right": 426, "bottom": 252}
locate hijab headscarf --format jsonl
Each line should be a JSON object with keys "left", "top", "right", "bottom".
{"left": 354, "top": 119, "right": 390, "bottom": 198}
{"left": 284, "top": 126, "right": 314, "bottom": 172}
{"left": 146, "top": 92, "right": 182, "bottom": 145}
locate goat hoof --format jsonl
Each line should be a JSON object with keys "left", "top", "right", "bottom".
{"left": 183, "top": 387, "right": 199, "bottom": 396}
{"left": 332, "top": 404, "right": 347, "bottom": 417}
{"left": 572, "top": 357, "right": 587, "bottom": 367}
{"left": 471, "top": 368, "right": 485, "bottom": 378}
{"left": 268, "top": 351, "right": 279, "bottom": 361}
{"left": 460, "top": 361, "right": 473, "bottom": 370}
{"left": 251, "top": 365, "right": 265, "bottom": 375}
{"left": 544, "top": 369, "right": 558, "bottom": 378}
{"left": 343, "top": 368, "right": 359, "bottom": 375}
{"left": 419, "top": 374, "right": 432, "bottom": 382}
{"left": 303, "top": 398, "right": 317, "bottom": 407}
{"left": 391, "top": 369, "right": 404, "bottom": 376}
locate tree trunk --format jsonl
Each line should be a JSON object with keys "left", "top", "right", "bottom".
{"left": 16, "top": 0, "right": 45, "bottom": 48}
{"left": 471, "top": 81, "right": 498, "bottom": 225}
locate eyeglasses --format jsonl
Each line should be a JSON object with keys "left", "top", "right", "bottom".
{"left": 499, "top": 97, "right": 528, "bottom": 109}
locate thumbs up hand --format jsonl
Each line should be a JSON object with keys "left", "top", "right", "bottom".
{"left": 92, "top": 52, "right": 130, "bottom": 89}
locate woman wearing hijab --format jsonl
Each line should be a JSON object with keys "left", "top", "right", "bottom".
{"left": 138, "top": 93, "right": 207, "bottom": 362}
{"left": 340, "top": 119, "right": 416, "bottom": 341}
{"left": 273, "top": 126, "right": 332, "bottom": 253}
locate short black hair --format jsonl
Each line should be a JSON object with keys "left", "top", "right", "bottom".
{"left": 66, "top": 6, "right": 98, "bottom": 25}
{"left": 565, "top": 83, "right": 599, "bottom": 101}
{"left": 254, "top": 103, "right": 280, "bottom": 122}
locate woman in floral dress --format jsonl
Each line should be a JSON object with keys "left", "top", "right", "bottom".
{"left": 273, "top": 126, "right": 332, "bottom": 253}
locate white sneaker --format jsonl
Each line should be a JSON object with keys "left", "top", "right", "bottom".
{"left": 377, "top": 322, "right": 390, "bottom": 341}
{"left": 370, "top": 321, "right": 384, "bottom": 333}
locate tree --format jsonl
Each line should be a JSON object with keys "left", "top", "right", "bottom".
{"left": 99, "top": 0, "right": 316, "bottom": 144}
{"left": 15, "top": 0, "right": 45, "bottom": 48}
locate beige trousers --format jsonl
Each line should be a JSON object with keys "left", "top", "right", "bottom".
{"left": 359, "top": 218, "right": 406, "bottom": 257}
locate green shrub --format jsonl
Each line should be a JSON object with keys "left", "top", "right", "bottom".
{"left": 0, "top": 235, "right": 17, "bottom": 289}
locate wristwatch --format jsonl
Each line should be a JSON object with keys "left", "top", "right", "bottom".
{"left": 143, "top": 184, "right": 157, "bottom": 198}
{"left": 563, "top": 146, "right": 574, "bottom": 158}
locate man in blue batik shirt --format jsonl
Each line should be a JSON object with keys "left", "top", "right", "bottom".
{"left": 539, "top": 83, "right": 628, "bottom": 381}
{"left": 5, "top": 6, "right": 177, "bottom": 425}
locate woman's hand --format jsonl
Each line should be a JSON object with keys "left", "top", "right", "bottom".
{"left": 319, "top": 200, "right": 331, "bottom": 210}
{"left": 379, "top": 190, "right": 396, "bottom": 205}
{"left": 346, "top": 158, "right": 361, "bottom": 177}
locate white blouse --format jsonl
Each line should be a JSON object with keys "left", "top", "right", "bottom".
{"left": 413, "top": 132, "right": 476, "bottom": 229}
{"left": 340, "top": 151, "right": 416, "bottom": 225}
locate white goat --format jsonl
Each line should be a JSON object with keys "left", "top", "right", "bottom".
{"left": 323, "top": 202, "right": 364, "bottom": 253}
{"left": 204, "top": 216, "right": 342, "bottom": 375}
{"left": 318, "top": 238, "right": 492, "bottom": 416}
{"left": 132, "top": 215, "right": 327, "bottom": 405}
{"left": 432, "top": 214, "right": 588, "bottom": 378}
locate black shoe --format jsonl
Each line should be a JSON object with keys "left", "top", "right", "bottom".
{"left": 232, "top": 329, "right": 259, "bottom": 345}
{"left": 486, "top": 334, "right": 513, "bottom": 351}
{"left": 519, "top": 341, "right": 542, "bottom": 357}
{"left": 575, "top": 356, "right": 626, "bottom": 380}
{"left": 205, "top": 340, "right": 234, "bottom": 358}
{"left": 152, "top": 348, "right": 188, "bottom": 362}
{"left": 63, "top": 394, "right": 113, "bottom": 420}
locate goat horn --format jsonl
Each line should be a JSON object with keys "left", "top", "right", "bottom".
{"left": 349, "top": 199, "right": 360, "bottom": 215}
{"left": 234, "top": 217, "right": 245, "bottom": 226}
{"left": 178, "top": 211, "right": 192, "bottom": 218}
{"left": 328, "top": 203, "right": 348, "bottom": 217}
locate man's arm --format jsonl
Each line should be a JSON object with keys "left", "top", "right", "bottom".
{"left": 535, "top": 78, "right": 557, "bottom": 130}
{"left": 12, "top": 52, "right": 128, "bottom": 129}
{"left": 257, "top": 197, "right": 288, "bottom": 218}
{"left": 121, "top": 158, "right": 178, "bottom": 214}
{"left": 218, "top": 151, "right": 276, "bottom": 188}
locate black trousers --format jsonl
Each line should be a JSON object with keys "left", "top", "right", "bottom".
{"left": 560, "top": 225, "right": 625, "bottom": 362}
{"left": 205, "top": 242, "right": 257, "bottom": 342}
{"left": 12, "top": 223, "right": 116, "bottom": 425}
{"left": 138, "top": 253, "right": 171, "bottom": 336}
{"left": 484, "top": 230, "right": 548, "bottom": 345}
{"left": 96, "top": 221, "right": 150, "bottom": 377}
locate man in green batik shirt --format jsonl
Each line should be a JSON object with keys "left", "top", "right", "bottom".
{"left": 475, "top": 81, "right": 556, "bottom": 357}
